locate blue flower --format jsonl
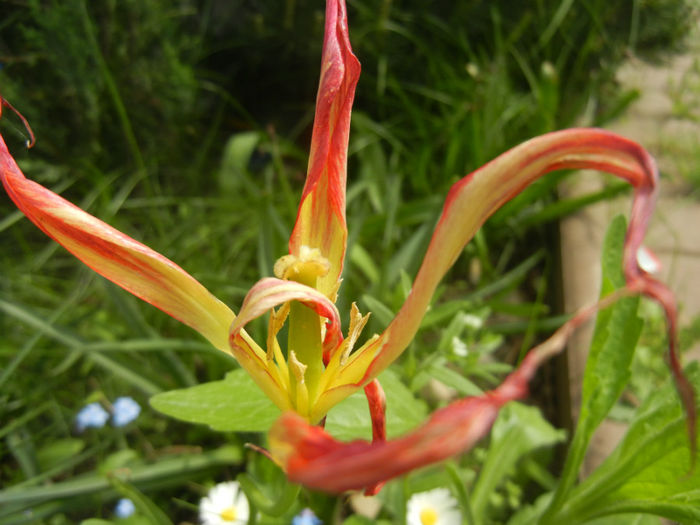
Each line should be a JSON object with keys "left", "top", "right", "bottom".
{"left": 75, "top": 402, "right": 109, "bottom": 432}
{"left": 292, "top": 508, "right": 322, "bottom": 525}
{"left": 114, "top": 498, "right": 136, "bottom": 518}
{"left": 112, "top": 396, "right": 141, "bottom": 427}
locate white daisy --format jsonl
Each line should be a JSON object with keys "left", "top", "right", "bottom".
{"left": 406, "top": 488, "right": 461, "bottom": 525}
{"left": 199, "top": 481, "right": 250, "bottom": 525}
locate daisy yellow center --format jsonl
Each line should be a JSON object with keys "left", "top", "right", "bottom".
{"left": 420, "top": 507, "right": 438, "bottom": 525}
{"left": 220, "top": 506, "right": 237, "bottom": 521}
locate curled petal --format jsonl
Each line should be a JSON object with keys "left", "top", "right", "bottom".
{"left": 315, "top": 128, "right": 693, "bottom": 460}
{"left": 332, "top": 129, "right": 674, "bottom": 384}
{"left": 0, "top": 133, "right": 233, "bottom": 352}
{"left": 288, "top": 0, "right": 361, "bottom": 298}
{"left": 229, "top": 277, "right": 343, "bottom": 364}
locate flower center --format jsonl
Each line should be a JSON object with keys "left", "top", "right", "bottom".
{"left": 219, "top": 506, "right": 237, "bottom": 521}
{"left": 419, "top": 507, "right": 439, "bottom": 525}
{"left": 273, "top": 246, "right": 330, "bottom": 418}
{"left": 274, "top": 246, "right": 330, "bottom": 283}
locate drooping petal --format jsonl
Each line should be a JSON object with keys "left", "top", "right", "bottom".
{"left": 313, "top": 127, "right": 694, "bottom": 469}
{"left": 288, "top": 0, "right": 361, "bottom": 298}
{"left": 269, "top": 293, "right": 628, "bottom": 493}
{"left": 0, "top": 132, "right": 235, "bottom": 352}
{"left": 329, "top": 129, "right": 674, "bottom": 387}
{"left": 271, "top": 352, "right": 535, "bottom": 493}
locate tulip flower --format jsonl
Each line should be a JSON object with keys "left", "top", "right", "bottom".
{"left": 0, "top": 0, "right": 694, "bottom": 496}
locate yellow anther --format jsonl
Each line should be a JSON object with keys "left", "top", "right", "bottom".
{"left": 274, "top": 245, "right": 330, "bottom": 284}
{"left": 289, "top": 350, "right": 310, "bottom": 416}
{"left": 266, "top": 302, "right": 290, "bottom": 361}
{"left": 339, "top": 302, "right": 370, "bottom": 364}
{"left": 289, "top": 350, "right": 308, "bottom": 383}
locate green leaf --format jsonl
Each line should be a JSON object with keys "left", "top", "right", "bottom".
{"left": 548, "top": 362, "right": 700, "bottom": 524}
{"left": 36, "top": 438, "right": 84, "bottom": 472}
{"left": 99, "top": 449, "right": 140, "bottom": 475}
{"left": 470, "top": 402, "right": 565, "bottom": 521}
{"left": 151, "top": 368, "right": 426, "bottom": 440}
{"left": 350, "top": 243, "right": 381, "bottom": 284}
{"left": 420, "top": 360, "right": 483, "bottom": 397}
{"left": 584, "top": 515, "right": 661, "bottom": 525}
{"left": 341, "top": 517, "right": 375, "bottom": 525}
{"left": 149, "top": 368, "right": 280, "bottom": 432}
{"left": 325, "top": 369, "right": 428, "bottom": 441}
{"left": 361, "top": 294, "right": 396, "bottom": 328}
{"left": 0, "top": 446, "right": 241, "bottom": 507}
{"left": 237, "top": 472, "right": 299, "bottom": 517}
{"left": 543, "top": 215, "right": 642, "bottom": 518}
{"left": 219, "top": 131, "right": 261, "bottom": 190}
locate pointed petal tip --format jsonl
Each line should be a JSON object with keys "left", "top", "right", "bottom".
{"left": 0, "top": 96, "right": 36, "bottom": 148}
{"left": 289, "top": 0, "right": 360, "bottom": 297}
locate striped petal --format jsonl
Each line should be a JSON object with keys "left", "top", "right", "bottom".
{"left": 288, "top": 0, "right": 361, "bottom": 299}
{"left": 329, "top": 128, "right": 671, "bottom": 390}
{"left": 0, "top": 132, "right": 234, "bottom": 352}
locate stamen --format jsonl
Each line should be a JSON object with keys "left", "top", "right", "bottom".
{"left": 339, "top": 303, "right": 371, "bottom": 364}
{"left": 289, "top": 350, "right": 310, "bottom": 415}
{"left": 289, "top": 350, "right": 308, "bottom": 383}
{"left": 267, "top": 303, "right": 290, "bottom": 361}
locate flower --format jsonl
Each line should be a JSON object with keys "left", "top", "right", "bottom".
{"left": 75, "top": 402, "right": 109, "bottom": 432}
{"left": 406, "top": 488, "right": 461, "bottom": 525}
{"left": 199, "top": 481, "right": 250, "bottom": 525}
{"left": 114, "top": 498, "right": 136, "bottom": 519}
{"left": 112, "top": 396, "right": 141, "bottom": 427}
{"left": 0, "top": 0, "right": 692, "bottom": 496}
{"left": 292, "top": 508, "right": 322, "bottom": 525}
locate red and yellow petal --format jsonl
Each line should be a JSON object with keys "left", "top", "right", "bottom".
{"left": 288, "top": 0, "right": 361, "bottom": 299}
{"left": 229, "top": 277, "right": 342, "bottom": 351}
{"left": 270, "top": 352, "right": 535, "bottom": 493}
{"left": 270, "top": 292, "right": 648, "bottom": 494}
{"left": 334, "top": 129, "right": 667, "bottom": 387}
{"left": 0, "top": 133, "right": 234, "bottom": 352}
{"left": 229, "top": 277, "right": 343, "bottom": 414}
